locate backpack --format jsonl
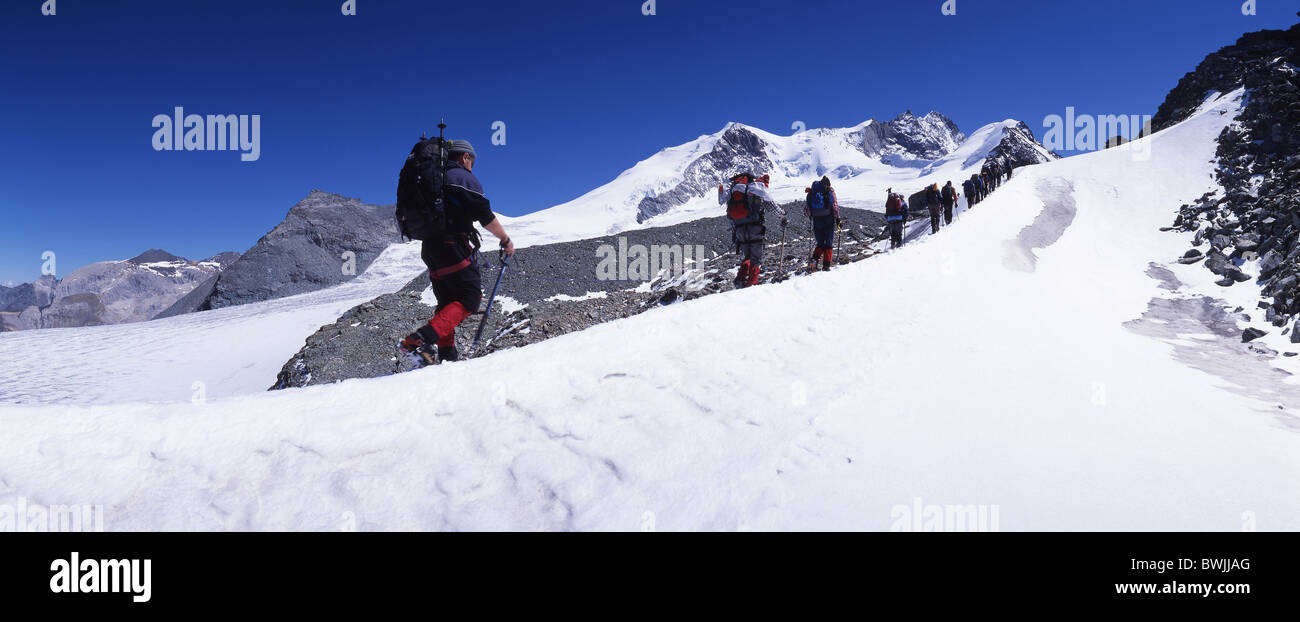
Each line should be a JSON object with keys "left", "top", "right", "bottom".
{"left": 925, "top": 187, "right": 942, "bottom": 207}
{"left": 395, "top": 128, "right": 450, "bottom": 242}
{"left": 726, "top": 174, "right": 764, "bottom": 225}
{"left": 943, "top": 185, "right": 956, "bottom": 201}
{"left": 885, "top": 194, "right": 904, "bottom": 216}
{"left": 807, "top": 180, "right": 833, "bottom": 218}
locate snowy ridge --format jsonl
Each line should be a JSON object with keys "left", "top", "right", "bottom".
{"left": 503, "top": 113, "right": 1037, "bottom": 246}
{"left": 2, "top": 88, "right": 1298, "bottom": 530}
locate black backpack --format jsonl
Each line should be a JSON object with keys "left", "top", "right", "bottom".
{"left": 395, "top": 123, "right": 450, "bottom": 242}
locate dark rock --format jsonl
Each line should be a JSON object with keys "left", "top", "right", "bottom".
{"left": 1234, "top": 232, "right": 1261, "bottom": 251}
{"left": 158, "top": 190, "right": 400, "bottom": 317}
{"left": 1204, "top": 251, "right": 1231, "bottom": 275}
{"left": 126, "top": 249, "right": 184, "bottom": 265}
{"left": 1247, "top": 343, "right": 1278, "bottom": 357}
{"left": 1242, "top": 327, "right": 1268, "bottom": 342}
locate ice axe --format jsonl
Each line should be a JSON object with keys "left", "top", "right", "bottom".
{"left": 469, "top": 249, "right": 511, "bottom": 356}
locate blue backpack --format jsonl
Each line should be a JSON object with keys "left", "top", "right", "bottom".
{"left": 807, "top": 181, "right": 833, "bottom": 218}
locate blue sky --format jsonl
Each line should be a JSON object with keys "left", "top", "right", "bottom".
{"left": 1, "top": 0, "right": 1296, "bottom": 284}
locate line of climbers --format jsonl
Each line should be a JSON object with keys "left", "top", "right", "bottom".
{"left": 885, "top": 156, "right": 1016, "bottom": 249}
{"left": 718, "top": 173, "right": 849, "bottom": 288}
{"left": 393, "top": 122, "right": 1020, "bottom": 366}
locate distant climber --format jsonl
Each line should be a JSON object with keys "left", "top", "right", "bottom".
{"left": 885, "top": 188, "right": 908, "bottom": 249}
{"left": 962, "top": 177, "right": 977, "bottom": 209}
{"left": 398, "top": 139, "right": 515, "bottom": 366}
{"left": 925, "top": 183, "right": 943, "bottom": 234}
{"left": 804, "top": 176, "right": 840, "bottom": 272}
{"left": 720, "top": 172, "right": 786, "bottom": 288}
{"left": 941, "top": 180, "right": 957, "bottom": 225}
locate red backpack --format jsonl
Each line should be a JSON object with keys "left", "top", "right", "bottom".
{"left": 885, "top": 194, "right": 904, "bottom": 216}
{"left": 726, "top": 174, "right": 767, "bottom": 225}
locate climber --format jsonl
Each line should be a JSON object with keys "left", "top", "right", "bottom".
{"left": 720, "top": 172, "right": 786, "bottom": 287}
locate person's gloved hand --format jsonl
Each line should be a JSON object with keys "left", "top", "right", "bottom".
{"left": 781, "top": 217, "right": 788, "bottom": 227}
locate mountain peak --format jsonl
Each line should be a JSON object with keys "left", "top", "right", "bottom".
{"left": 127, "top": 249, "right": 185, "bottom": 265}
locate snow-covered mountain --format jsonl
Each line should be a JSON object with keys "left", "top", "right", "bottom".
{"left": 503, "top": 111, "right": 1054, "bottom": 245}
{"left": 3, "top": 86, "right": 1299, "bottom": 531}
{"left": 0, "top": 250, "right": 238, "bottom": 332}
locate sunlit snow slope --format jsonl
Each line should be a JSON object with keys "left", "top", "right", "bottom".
{"left": 0, "top": 243, "right": 425, "bottom": 405}
{"left": 1, "top": 88, "right": 1297, "bottom": 531}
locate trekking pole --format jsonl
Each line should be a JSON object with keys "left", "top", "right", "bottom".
{"left": 469, "top": 250, "right": 511, "bottom": 356}
{"left": 807, "top": 215, "right": 816, "bottom": 270}
{"left": 776, "top": 220, "right": 788, "bottom": 281}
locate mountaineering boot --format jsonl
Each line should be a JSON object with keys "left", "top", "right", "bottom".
{"left": 735, "top": 260, "right": 752, "bottom": 288}
{"left": 438, "top": 345, "right": 460, "bottom": 362}
{"left": 822, "top": 249, "right": 833, "bottom": 271}
{"left": 398, "top": 325, "right": 442, "bottom": 367}
{"left": 746, "top": 262, "right": 762, "bottom": 287}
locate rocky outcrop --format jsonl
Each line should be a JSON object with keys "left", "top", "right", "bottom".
{"left": 987, "top": 122, "right": 1059, "bottom": 169}
{"left": 271, "top": 207, "right": 888, "bottom": 390}
{"left": 0, "top": 282, "right": 36, "bottom": 313}
{"left": 856, "top": 111, "right": 967, "bottom": 162}
{"left": 1163, "top": 17, "right": 1300, "bottom": 337}
{"left": 157, "top": 190, "right": 401, "bottom": 317}
{"left": 635, "top": 124, "right": 776, "bottom": 223}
